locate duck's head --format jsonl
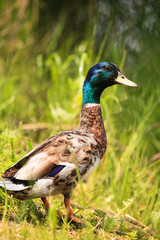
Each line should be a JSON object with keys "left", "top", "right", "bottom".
{"left": 82, "top": 62, "right": 138, "bottom": 105}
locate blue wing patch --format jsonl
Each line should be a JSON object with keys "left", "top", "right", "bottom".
{"left": 48, "top": 165, "right": 65, "bottom": 177}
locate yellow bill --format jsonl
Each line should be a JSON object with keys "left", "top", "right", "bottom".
{"left": 115, "top": 71, "right": 138, "bottom": 87}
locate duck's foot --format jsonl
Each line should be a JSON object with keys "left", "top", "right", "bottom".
{"left": 69, "top": 217, "right": 86, "bottom": 224}
{"left": 64, "top": 198, "right": 86, "bottom": 224}
{"left": 56, "top": 209, "right": 85, "bottom": 224}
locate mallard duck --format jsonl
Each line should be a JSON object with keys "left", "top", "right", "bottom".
{"left": 0, "top": 62, "right": 137, "bottom": 222}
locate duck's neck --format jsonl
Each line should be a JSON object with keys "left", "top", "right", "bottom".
{"left": 79, "top": 103, "right": 107, "bottom": 158}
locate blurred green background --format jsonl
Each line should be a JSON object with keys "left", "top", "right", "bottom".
{"left": 0, "top": 0, "right": 160, "bottom": 238}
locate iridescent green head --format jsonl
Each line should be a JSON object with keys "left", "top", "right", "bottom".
{"left": 82, "top": 62, "right": 138, "bottom": 105}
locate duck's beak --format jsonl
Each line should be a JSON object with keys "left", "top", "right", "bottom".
{"left": 114, "top": 71, "right": 138, "bottom": 87}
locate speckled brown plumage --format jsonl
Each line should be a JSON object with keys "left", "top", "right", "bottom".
{"left": 79, "top": 104, "right": 107, "bottom": 158}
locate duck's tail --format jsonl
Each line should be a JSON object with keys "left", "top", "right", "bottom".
{"left": 0, "top": 178, "right": 30, "bottom": 191}
{"left": 0, "top": 178, "right": 33, "bottom": 200}
{"left": 0, "top": 177, "right": 54, "bottom": 200}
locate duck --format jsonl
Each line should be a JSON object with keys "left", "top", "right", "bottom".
{"left": 0, "top": 62, "right": 138, "bottom": 223}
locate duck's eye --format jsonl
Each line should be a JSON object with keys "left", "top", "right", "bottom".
{"left": 104, "top": 66, "right": 112, "bottom": 71}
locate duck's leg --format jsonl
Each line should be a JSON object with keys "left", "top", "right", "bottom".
{"left": 41, "top": 197, "right": 63, "bottom": 218}
{"left": 64, "top": 197, "right": 85, "bottom": 223}
{"left": 41, "top": 196, "right": 75, "bottom": 221}
{"left": 64, "top": 198, "right": 74, "bottom": 219}
{"left": 41, "top": 196, "right": 84, "bottom": 223}
{"left": 41, "top": 197, "right": 50, "bottom": 208}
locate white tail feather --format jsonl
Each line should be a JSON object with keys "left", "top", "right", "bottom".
{"left": 0, "top": 179, "right": 29, "bottom": 191}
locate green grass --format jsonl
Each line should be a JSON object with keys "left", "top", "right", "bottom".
{"left": 0, "top": 1, "right": 160, "bottom": 239}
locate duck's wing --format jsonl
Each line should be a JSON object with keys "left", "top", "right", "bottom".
{"left": 2, "top": 130, "right": 95, "bottom": 181}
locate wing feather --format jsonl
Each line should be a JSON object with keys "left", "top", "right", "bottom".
{"left": 2, "top": 131, "right": 96, "bottom": 181}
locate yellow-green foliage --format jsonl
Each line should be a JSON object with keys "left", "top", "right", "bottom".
{"left": 0, "top": 1, "right": 160, "bottom": 239}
